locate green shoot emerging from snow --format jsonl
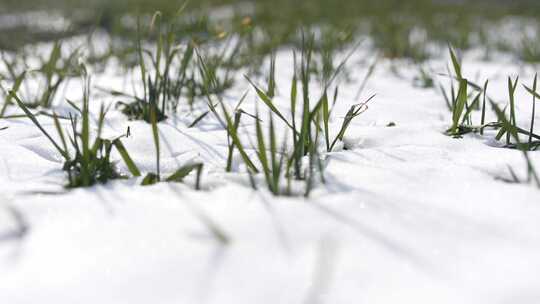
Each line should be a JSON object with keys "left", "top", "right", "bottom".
{"left": 11, "top": 71, "right": 140, "bottom": 188}
{"left": 138, "top": 100, "right": 204, "bottom": 189}
{"left": 0, "top": 42, "right": 80, "bottom": 112}
{"left": 105, "top": 11, "right": 194, "bottom": 123}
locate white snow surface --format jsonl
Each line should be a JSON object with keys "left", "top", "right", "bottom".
{"left": 1, "top": 45, "right": 540, "bottom": 304}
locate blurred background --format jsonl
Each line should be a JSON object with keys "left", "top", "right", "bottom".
{"left": 1, "top": 0, "right": 540, "bottom": 61}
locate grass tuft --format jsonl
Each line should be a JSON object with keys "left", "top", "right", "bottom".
{"left": 11, "top": 70, "right": 139, "bottom": 188}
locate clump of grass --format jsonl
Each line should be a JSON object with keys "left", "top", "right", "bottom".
{"left": 436, "top": 48, "right": 540, "bottom": 187}
{"left": 247, "top": 35, "right": 374, "bottom": 157}
{"left": 0, "top": 42, "right": 80, "bottom": 113}
{"left": 10, "top": 69, "right": 140, "bottom": 188}
{"left": 217, "top": 98, "right": 324, "bottom": 197}
{"left": 199, "top": 34, "right": 374, "bottom": 196}
{"left": 104, "top": 10, "right": 194, "bottom": 122}
{"left": 250, "top": 110, "right": 291, "bottom": 195}
{"left": 187, "top": 38, "right": 240, "bottom": 99}
{"left": 441, "top": 48, "right": 540, "bottom": 152}
{"left": 195, "top": 43, "right": 319, "bottom": 196}
{"left": 105, "top": 10, "right": 242, "bottom": 123}
{"left": 485, "top": 76, "right": 540, "bottom": 153}
{"left": 443, "top": 46, "right": 490, "bottom": 137}
{"left": 11, "top": 59, "right": 204, "bottom": 189}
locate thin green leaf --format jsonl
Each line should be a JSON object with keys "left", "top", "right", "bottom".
{"left": 166, "top": 163, "right": 203, "bottom": 183}
{"left": 245, "top": 76, "right": 294, "bottom": 130}
{"left": 10, "top": 91, "right": 68, "bottom": 160}
{"left": 113, "top": 139, "right": 142, "bottom": 177}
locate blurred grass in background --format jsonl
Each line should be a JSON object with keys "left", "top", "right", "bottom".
{"left": 1, "top": 0, "right": 540, "bottom": 61}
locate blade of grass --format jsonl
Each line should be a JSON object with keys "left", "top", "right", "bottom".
{"left": 480, "top": 80, "right": 489, "bottom": 135}
{"left": 220, "top": 101, "right": 258, "bottom": 173}
{"left": 52, "top": 112, "right": 69, "bottom": 159}
{"left": 449, "top": 78, "right": 468, "bottom": 135}
{"left": 10, "top": 91, "right": 69, "bottom": 160}
{"left": 449, "top": 46, "right": 462, "bottom": 80}
{"left": 112, "top": 139, "right": 142, "bottom": 177}
{"left": 166, "top": 163, "right": 203, "bottom": 183}
{"left": 255, "top": 109, "right": 272, "bottom": 192}
{"left": 149, "top": 100, "right": 161, "bottom": 180}
{"left": 322, "top": 90, "right": 330, "bottom": 151}
{"left": 245, "top": 76, "right": 294, "bottom": 130}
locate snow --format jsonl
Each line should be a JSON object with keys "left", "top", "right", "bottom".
{"left": 1, "top": 42, "right": 540, "bottom": 304}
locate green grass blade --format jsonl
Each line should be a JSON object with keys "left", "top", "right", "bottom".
{"left": 245, "top": 76, "right": 294, "bottom": 130}
{"left": 450, "top": 78, "right": 468, "bottom": 135}
{"left": 269, "top": 112, "right": 279, "bottom": 193}
{"left": 150, "top": 101, "right": 161, "bottom": 180}
{"left": 480, "top": 80, "right": 489, "bottom": 135}
{"left": 188, "top": 111, "right": 210, "bottom": 128}
{"left": 329, "top": 94, "right": 375, "bottom": 151}
{"left": 141, "top": 173, "right": 160, "bottom": 186}
{"left": 461, "top": 91, "right": 481, "bottom": 125}
{"left": 507, "top": 76, "right": 519, "bottom": 144}
{"left": 220, "top": 102, "right": 258, "bottom": 173}
{"left": 322, "top": 90, "right": 330, "bottom": 151}
{"left": 10, "top": 91, "right": 69, "bottom": 160}
{"left": 136, "top": 16, "right": 148, "bottom": 102}
{"left": 255, "top": 110, "right": 272, "bottom": 191}
{"left": 290, "top": 66, "right": 298, "bottom": 138}
{"left": 80, "top": 76, "right": 91, "bottom": 186}
{"left": 267, "top": 53, "right": 276, "bottom": 98}
{"left": 52, "top": 112, "right": 69, "bottom": 158}
{"left": 166, "top": 163, "right": 203, "bottom": 183}
{"left": 226, "top": 111, "right": 242, "bottom": 172}
{"left": 449, "top": 46, "right": 462, "bottom": 80}
{"left": 113, "top": 139, "right": 142, "bottom": 177}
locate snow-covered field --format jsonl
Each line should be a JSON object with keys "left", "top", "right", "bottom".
{"left": 1, "top": 41, "right": 540, "bottom": 304}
